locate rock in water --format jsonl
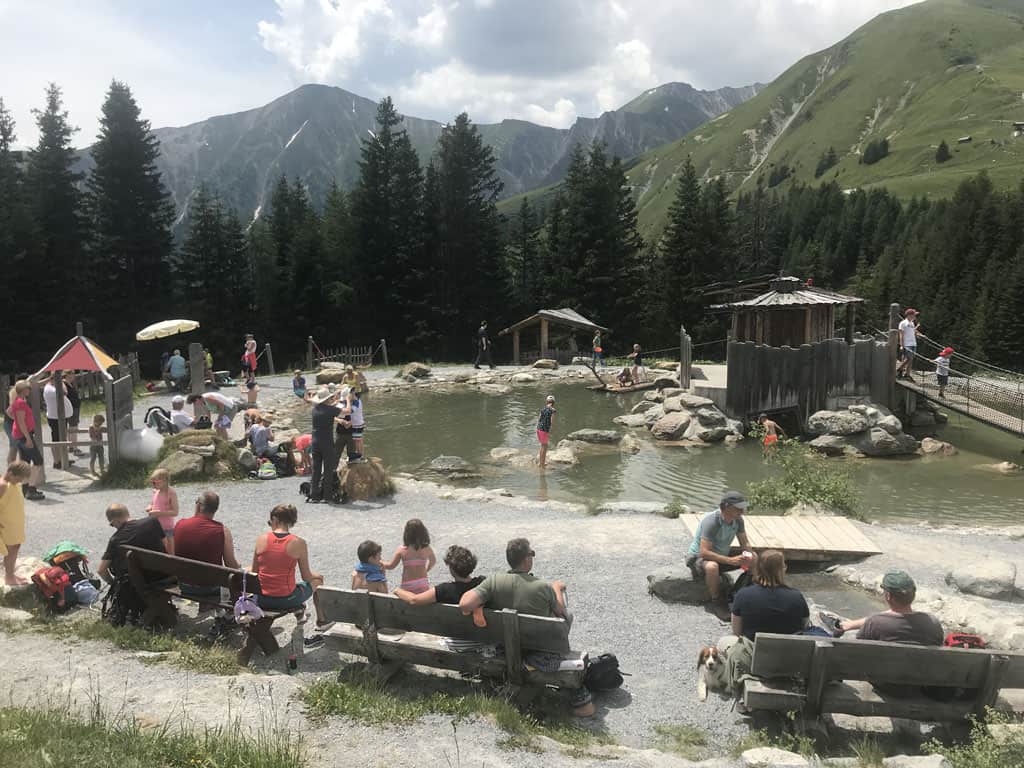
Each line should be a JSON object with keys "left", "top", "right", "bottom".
{"left": 511, "top": 372, "right": 538, "bottom": 384}
{"left": 920, "top": 437, "right": 957, "bottom": 456}
{"left": 877, "top": 414, "right": 904, "bottom": 435}
{"left": 694, "top": 407, "right": 727, "bottom": 428}
{"left": 532, "top": 358, "right": 559, "bottom": 369}
{"left": 652, "top": 374, "right": 680, "bottom": 389}
{"left": 337, "top": 458, "right": 394, "bottom": 501}
{"left": 642, "top": 405, "right": 666, "bottom": 426}
{"left": 547, "top": 441, "right": 579, "bottom": 465}
{"left": 808, "top": 435, "right": 856, "bottom": 457}
{"left": 566, "top": 429, "right": 621, "bottom": 444}
{"left": 614, "top": 414, "right": 649, "bottom": 428}
{"left": 853, "top": 427, "right": 919, "bottom": 456}
{"left": 426, "top": 455, "right": 479, "bottom": 478}
{"left": 399, "top": 362, "right": 431, "bottom": 379}
{"left": 946, "top": 561, "right": 1018, "bottom": 601}
{"left": 631, "top": 400, "right": 660, "bottom": 414}
{"left": 651, "top": 412, "right": 692, "bottom": 440}
{"left": 807, "top": 410, "right": 870, "bottom": 436}
{"left": 316, "top": 368, "right": 346, "bottom": 384}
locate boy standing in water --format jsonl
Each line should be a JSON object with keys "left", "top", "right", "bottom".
{"left": 536, "top": 395, "right": 556, "bottom": 468}
{"left": 934, "top": 347, "right": 953, "bottom": 398}
{"left": 758, "top": 413, "right": 785, "bottom": 453}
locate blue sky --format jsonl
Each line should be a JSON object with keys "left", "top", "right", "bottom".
{"left": 0, "top": 0, "right": 916, "bottom": 148}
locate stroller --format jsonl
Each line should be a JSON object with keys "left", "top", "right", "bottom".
{"left": 144, "top": 405, "right": 179, "bottom": 435}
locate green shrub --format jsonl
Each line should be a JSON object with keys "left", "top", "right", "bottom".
{"left": 661, "top": 498, "right": 688, "bottom": 519}
{"left": 925, "top": 711, "right": 1024, "bottom": 768}
{"left": 747, "top": 438, "right": 861, "bottom": 519}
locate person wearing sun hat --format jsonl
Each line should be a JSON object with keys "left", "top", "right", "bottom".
{"left": 933, "top": 346, "right": 954, "bottom": 398}
{"left": 897, "top": 308, "right": 920, "bottom": 379}
{"left": 834, "top": 569, "right": 943, "bottom": 645}
{"left": 308, "top": 387, "right": 343, "bottom": 502}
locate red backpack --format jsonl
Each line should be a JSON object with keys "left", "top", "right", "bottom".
{"left": 32, "top": 566, "right": 71, "bottom": 608}
{"left": 944, "top": 632, "right": 986, "bottom": 649}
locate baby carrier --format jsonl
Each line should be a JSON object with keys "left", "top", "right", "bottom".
{"left": 144, "top": 405, "right": 178, "bottom": 435}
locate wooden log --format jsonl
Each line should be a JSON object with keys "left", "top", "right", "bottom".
{"left": 803, "top": 640, "right": 833, "bottom": 717}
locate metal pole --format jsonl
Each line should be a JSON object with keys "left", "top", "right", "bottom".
{"left": 307, "top": 336, "right": 314, "bottom": 371}
{"left": 264, "top": 343, "right": 276, "bottom": 375}
{"left": 75, "top": 321, "right": 83, "bottom": 337}
{"left": 380, "top": 338, "right": 389, "bottom": 367}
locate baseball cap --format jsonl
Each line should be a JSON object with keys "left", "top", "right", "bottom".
{"left": 881, "top": 570, "right": 916, "bottom": 593}
{"left": 546, "top": 395, "right": 555, "bottom": 403}
{"left": 941, "top": 347, "right": 954, "bottom": 356}
{"left": 905, "top": 308, "right": 919, "bottom": 316}
{"left": 720, "top": 490, "right": 748, "bottom": 510}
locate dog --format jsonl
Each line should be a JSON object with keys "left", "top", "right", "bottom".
{"left": 696, "top": 646, "right": 722, "bottom": 702}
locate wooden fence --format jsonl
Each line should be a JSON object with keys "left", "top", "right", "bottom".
{"left": 307, "top": 337, "right": 387, "bottom": 370}
{"left": 725, "top": 338, "right": 891, "bottom": 426}
{"left": 117, "top": 352, "right": 141, "bottom": 385}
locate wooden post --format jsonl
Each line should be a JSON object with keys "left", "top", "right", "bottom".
{"left": 802, "top": 639, "right": 832, "bottom": 718}
{"left": 30, "top": 380, "right": 45, "bottom": 483}
{"left": 362, "top": 592, "right": 382, "bottom": 666}
{"left": 680, "top": 325, "right": 692, "bottom": 389}
{"left": 54, "top": 369, "right": 69, "bottom": 469}
{"left": 888, "top": 303, "right": 901, "bottom": 409}
{"left": 976, "top": 654, "right": 1010, "bottom": 716}
{"left": 263, "top": 343, "right": 275, "bottom": 375}
{"left": 188, "top": 342, "right": 205, "bottom": 395}
{"left": 540, "top": 318, "right": 549, "bottom": 358}
{"left": 512, "top": 330, "right": 521, "bottom": 366}
{"left": 804, "top": 308, "right": 813, "bottom": 344}
{"left": 380, "top": 338, "right": 388, "bottom": 367}
{"left": 306, "top": 337, "right": 314, "bottom": 371}
{"left": 105, "top": 378, "right": 118, "bottom": 465}
{"left": 500, "top": 609, "right": 524, "bottom": 685}
{"left": 845, "top": 305, "right": 856, "bottom": 344}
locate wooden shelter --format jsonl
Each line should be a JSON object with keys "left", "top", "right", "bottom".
{"left": 712, "top": 276, "right": 863, "bottom": 347}
{"left": 499, "top": 309, "right": 608, "bottom": 366}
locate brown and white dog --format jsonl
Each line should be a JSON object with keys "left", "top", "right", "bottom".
{"left": 696, "top": 646, "right": 722, "bottom": 701}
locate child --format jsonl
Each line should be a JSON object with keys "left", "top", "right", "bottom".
{"left": 0, "top": 461, "right": 32, "bottom": 585}
{"left": 347, "top": 388, "right": 365, "bottom": 463}
{"left": 592, "top": 331, "right": 603, "bottom": 368}
{"left": 382, "top": 519, "right": 436, "bottom": 594}
{"left": 351, "top": 540, "right": 388, "bottom": 593}
{"left": 629, "top": 343, "right": 644, "bottom": 383}
{"left": 537, "top": 395, "right": 556, "bottom": 468}
{"left": 292, "top": 370, "right": 306, "bottom": 399}
{"left": 88, "top": 414, "right": 106, "bottom": 475}
{"left": 757, "top": 413, "right": 786, "bottom": 452}
{"left": 249, "top": 414, "right": 275, "bottom": 458}
{"left": 146, "top": 468, "right": 179, "bottom": 555}
{"left": 293, "top": 433, "right": 312, "bottom": 474}
{"left": 241, "top": 380, "right": 259, "bottom": 405}
{"left": 934, "top": 346, "right": 954, "bottom": 398}
{"left": 616, "top": 367, "right": 633, "bottom": 388}
{"left": 242, "top": 333, "right": 257, "bottom": 383}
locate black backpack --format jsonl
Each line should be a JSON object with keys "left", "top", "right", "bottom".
{"left": 584, "top": 653, "right": 627, "bottom": 691}
{"left": 101, "top": 576, "right": 146, "bottom": 627}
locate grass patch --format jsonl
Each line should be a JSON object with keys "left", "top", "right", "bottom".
{"left": 654, "top": 723, "right": 708, "bottom": 759}
{"left": 925, "top": 711, "right": 1024, "bottom": 768}
{"left": 98, "top": 431, "right": 244, "bottom": 489}
{"left": 851, "top": 735, "right": 885, "bottom": 766}
{"left": 660, "top": 498, "right": 688, "bottom": 519}
{"left": 746, "top": 437, "right": 863, "bottom": 520}
{"left": 0, "top": 704, "right": 303, "bottom": 768}
{"left": 1, "top": 608, "right": 243, "bottom": 676}
{"left": 303, "top": 666, "right": 610, "bottom": 752}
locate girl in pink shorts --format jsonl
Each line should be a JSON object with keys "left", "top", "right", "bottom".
{"left": 536, "top": 395, "right": 556, "bottom": 468}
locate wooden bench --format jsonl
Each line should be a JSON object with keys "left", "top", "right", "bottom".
{"left": 122, "top": 546, "right": 293, "bottom": 664}
{"left": 742, "top": 634, "right": 1024, "bottom": 722}
{"left": 317, "top": 587, "right": 586, "bottom": 690}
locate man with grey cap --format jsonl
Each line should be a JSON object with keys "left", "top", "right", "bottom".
{"left": 686, "top": 490, "right": 753, "bottom": 620}
{"left": 835, "top": 570, "right": 943, "bottom": 645}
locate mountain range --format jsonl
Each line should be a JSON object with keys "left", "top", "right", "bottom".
{"left": 625, "top": 0, "right": 1024, "bottom": 237}
{"left": 85, "top": 81, "right": 760, "bottom": 231}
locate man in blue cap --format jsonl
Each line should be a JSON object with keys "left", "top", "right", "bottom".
{"left": 686, "top": 490, "right": 753, "bottom": 620}
{"left": 835, "top": 569, "right": 943, "bottom": 645}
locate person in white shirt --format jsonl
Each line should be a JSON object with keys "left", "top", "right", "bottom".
{"left": 933, "top": 346, "right": 953, "bottom": 398}
{"left": 43, "top": 376, "right": 74, "bottom": 468}
{"left": 187, "top": 391, "right": 238, "bottom": 440}
{"left": 897, "top": 308, "right": 919, "bottom": 380}
{"left": 169, "top": 395, "right": 194, "bottom": 432}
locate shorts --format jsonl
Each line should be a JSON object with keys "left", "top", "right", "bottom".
{"left": 15, "top": 434, "right": 43, "bottom": 466}
{"left": 537, "top": 429, "right": 550, "bottom": 445}
{"left": 937, "top": 374, "right": 949, "bottom": 386}
{"left": 48, "top": 417, "right": 63, "bottom": 442}
{"left": 763, "top": 434, "right": 779, "bottom": 447}
{"left": 215, "top": 414, "right": 233, "bottom": 429}
{"left": 90, "top": 445, "right": 105, "bottom": 461}
{"left": 685, "top": 554, "right": 738, "bottom": 578}
{"left": 257, "top": 580, "right": 314, "bottom": 611}
{"left": 903, "top": 346, "right": 917, "bottom": 363}
{"left": 3, "top": 415, "right": 12, "bottom": 440}
{"left": 351, "top": 427, "right": 364, "bottom": 438}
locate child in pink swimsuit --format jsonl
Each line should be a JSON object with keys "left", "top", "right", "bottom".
{"left": 382, "top": 518, "right": 436, "bottom": 594}
{"left": 146, "top": 467, "right": 179, "bottom": 555}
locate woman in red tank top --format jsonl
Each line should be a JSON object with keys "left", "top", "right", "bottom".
{"left": 252, "top": 504, "right": 326, "bottom": 627}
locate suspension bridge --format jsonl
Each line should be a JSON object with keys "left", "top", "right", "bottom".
{"left": 896, "top": 335, "right": 1024, "bottom": 438}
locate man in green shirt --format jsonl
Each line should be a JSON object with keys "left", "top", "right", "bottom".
{"left": 459, "top": 537, "right": 567, "bottom": 619}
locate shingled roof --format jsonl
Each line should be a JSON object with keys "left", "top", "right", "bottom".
{"left": 710, "top": 277, "right": 864, "bottom": 310}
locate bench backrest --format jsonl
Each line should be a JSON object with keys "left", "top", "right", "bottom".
{"left": 317, "top": 586, "right": 571, "bottom": 654}
{"left": 121, "top": 545, "right": 266, "bottom": 595}
{"left": 751, "top": 633, "right": 1024, "bottom": 689}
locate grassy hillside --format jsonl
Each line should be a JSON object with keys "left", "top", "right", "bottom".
{"left": 626, "top": 0, "right": 1024, "bottom": 239}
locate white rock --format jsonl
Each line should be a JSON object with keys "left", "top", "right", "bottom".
{"left": 614, "top": 414, "right": 649, "bottom": 428}
{"left": 807, "top": 410, "right": 869, "bottom": 436}
{"left": 920, "top": 437, "right": 957, "bottom": 456}
{"left": 946, "top": 561, "right": 1017, "bottom": 601}
{"left": 547, "top": 441, "right": 578, "bottom": 465}
{"left": 677, "top": 393, "right": 715, "bottom": 408}
{"left": 595, "top": 501, "right": 667, "bottom": 515}
{"left": 882, "top": 756, "right": 951, "bottom": 768}
{"left": 877, "top": 415, "right": 905, "bottom": 435}
{"left": 511, "top": 373, "right": 538, "bottom": 384}
{"left": 532, "top": 359, "right": 558, "bottom": 370}
{"left": 741, "top": 747, "right": 809, "bottom": 767}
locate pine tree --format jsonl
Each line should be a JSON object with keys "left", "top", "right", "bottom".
{"left": 507, "top": 196, "right": 542, "bottom": 311}
{"left": 935, "top": 140, "right": 951, "bottom": 164}
{"left": 86, "top": 80, "right": 174, "bottom": 347}
{"left": 652, "top": 156, "right": 703, "bottom": 340}
{"left": 26, "top": 83, "right": 86, "bottom": 347}
{"left": 0, "top": 98, "right": 34, "bottom": 362}
{"left": 815, "top": 147, "right": 839, "bottom": 178}
{"left": 320, "top": 181, "right": 356, "bottom": 314}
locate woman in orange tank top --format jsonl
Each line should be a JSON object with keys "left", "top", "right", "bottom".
{"left": 252, "top": 504, "right": 327, "bottom": 629}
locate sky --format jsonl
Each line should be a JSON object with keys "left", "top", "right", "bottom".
{"left": 0, "top": 0, "right": 919, "bottom": 148}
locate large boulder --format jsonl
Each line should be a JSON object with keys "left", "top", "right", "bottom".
{"left": 511, "top": 372, "right": 538, "bottom": 384}
{"left": 237, "top": 448, "right": 258, "bottom": 472}
{"left": 848, "top": 403, "right": 893, "bottom": 426}
{"left": 807, "top": 410, "right": 870, "bottom": 436}
{"left": 647, "top": 566, "right": 722, "bottom": 603}
{"left": 677, "top": 393, "right": 715, "bottom": 409}
{"left": 661, "top": 387, "right": 685, "bottom": 398}
{"left": 632, "top": 400, "right": 660, "bottom": 414}
{"left": 477, "top": 383, "right": 512, "bottom": 396}
{"left": 651, "top": 412, "right": 692, "bottom": 440}
{"left": 399, "top": 362, "right": 431, "bottom": 379}
{"left": 337, "top": 458, "right": 395, "bottom": 501}
{"left": 920, "top": 437, "right": 957, "bottom": 456}
{"left": 662, "top": 396, "right": 685, "bottom": 413}
{"left": 853, "top": 427, "right": 920, "bottom": 457}
{"left": 156, "top": 450, "right": 204, "bottom": 482}
{"left": 642, "top": 405, "right": 666, "bottom": 426}
{"left": 877, "top": 415, "right": 904, "bottom": 435}
{"left": 643, "top": 391, "right": 665, "bottom": 403}
{"left": 547, "top": 441, "right": 579, "bottom": 465}
{"left": 426, "top": 455, "right": 480, "bottom": 479}
{"left": 946, "top": 561, "right": 1018, "bottom": 601}
{"left": 316, "top": 368, "right": 346, "bottom": 384}
{"left": 532, "top": 358, "right": 559, "bottom": 370}
{"left": 808, "top": 434, "right": 858, "bottom": 457}
{"left": 566, "top": 429, "right": 621, "bottom": 444}
{"left": 652, "top": 374, "right": 680, "bottom": 389}
{"left": 690, "top": 425, "right": 731, "bottom": 443}
{"left": 613, "top": 414, "right": 649, "bottom": 428}
{"left": 694, "top": 407, "right": 727, "bottom": 428}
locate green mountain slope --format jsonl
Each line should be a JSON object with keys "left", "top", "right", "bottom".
{"left": 628, "top": 0, "right": 1024, "bottom": 239}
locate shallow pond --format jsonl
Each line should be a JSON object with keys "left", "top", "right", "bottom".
{"left": 302, "top": 382, "right": 1023, "bottom": 526}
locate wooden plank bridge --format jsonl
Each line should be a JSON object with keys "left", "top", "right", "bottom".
{"left": 680, "top": 514, "right": 882, "bottom": 562}
{"left": 897, "top": 370, "right": 1024, "bottom": 438}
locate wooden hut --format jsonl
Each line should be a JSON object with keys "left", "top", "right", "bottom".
{"left": 499, "top": 309, "right": 608, "bottom": 366}
{"left": 712, "top": 276, "right": 863, "bottom": 347}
